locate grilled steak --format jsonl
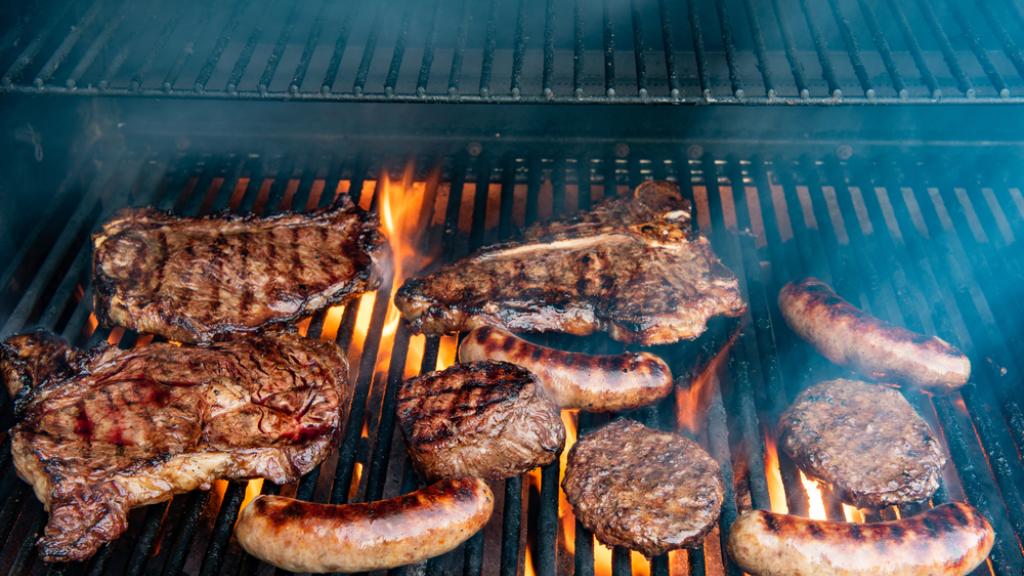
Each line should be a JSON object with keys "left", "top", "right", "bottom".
{"left": 778, "top": 379, "right": 946, "bottom": 508}
{"left": 2, "top": 331, "right": 349, "bottom": 562}
{"left": 397, "top": 361, "right": 565, "bottom": 480}
{"left": 563, "top": 419, "right": 724, "bottom": 556}
{"left": 1, "top": 330, "right": 82, "bottom": 398}
{"left": 92, "top": 200, "right": 384, "bottom": 342}
{"left": 395, "top": 181, "right": 745, "bottom": 346}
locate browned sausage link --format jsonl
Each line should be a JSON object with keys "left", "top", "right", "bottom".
{"left": 234, "top": 478, "right": 494, "bottom": 573}
{"left": 728, "top": 502, "right": 994, "bottom": 576}
{"left": 778, "top": 278, "right": 970, "bottom": 391}
{"left": 458, "top": 326, "right": 673, "bottom": 412}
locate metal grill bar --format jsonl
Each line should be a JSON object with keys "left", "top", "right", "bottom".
{"left": 1, "top": 145, "right": 1023, "bottom": 575}
{"left": 5, "top": 0, "right": 1024, "bottom": 103}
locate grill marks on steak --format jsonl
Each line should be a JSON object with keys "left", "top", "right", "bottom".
{"left": 397, "top": 361, "right": 565, "bottom": 480}
{"left": 778, "top": 379, "right": 946, "bottom": 508}
{"left": 92, "top": 200, "right": 384, "bottom": 342}
{"left": 3, "top": 331, "right": 349, "bottom": 562}
{"left": 395, "top": 181, "right": 745, "bottom": 345}
{"left": 563, "top": 419, "right": 724, "bottom": 557}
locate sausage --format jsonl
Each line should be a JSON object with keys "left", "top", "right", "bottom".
{"left": 234, "top": 477, "right": 494, "bottom": 573}
{"left": 458, "top": 326, "right": 673, "bottom": 412}
{"left": 778, "top": 278, "right": 970, "bottom": 391}
{"left": 727, "top": 502, "right": 994, "bottom": 576}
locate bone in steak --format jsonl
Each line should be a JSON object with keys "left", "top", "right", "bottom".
{"left": 1, "top": 331, "right": 349, "bottom": 562}
{"left": 395, "top": 181, "right": 745, "bottom": 345}
{"left": 92, "top": 199, "right": 384, "bottom": 342}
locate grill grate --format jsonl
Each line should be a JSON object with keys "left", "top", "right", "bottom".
{"left": 0, "top": 144, "right": 1023, "bottom": 575}
{"left": 3, "top": 0, "right": 1024, "bottom": 103}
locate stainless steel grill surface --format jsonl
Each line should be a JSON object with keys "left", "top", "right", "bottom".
{"left": 0, "top": 143, "right": 1021, "bottom": 576}
{"left": 2, "top": 0, "right": 1024, "bottom": 103}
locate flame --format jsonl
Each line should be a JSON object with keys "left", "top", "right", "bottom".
{"left": 842, "top": 504, "right": 865, "bottom": 523}
{"left": 211, "top": 480, "right": 228, "bottom": 508}
{"left": 86, "top": 313, "right": 99, "bottom": 336}
{"left": 237, "top": 478, "right": 264, "bottom": 525}
{"left": 631, "top": 551, "right": 650, "bottom": 576}
{"left": 559, "top": 411, "right": 579, "bottom": 555}
{"left": 107, "top": 327, "right": 124, "bottom": 345}
{"left": 594, "top": 540, "right": 613, "bottom": 576}
{"left": 436, "top": 334, "right": 459, "bottom": 371}
{"left": 348, "top": 292, "right": 378, "bottom": 364}
{"left": 676, "top": 335, "right": 735, "bottom": 434}
{"left": 320, "top": 305, "right": 346, "bottom": 341}
{"left": 799, "top": 471, "right": 828, "bottom": 520}
{"left": 348, "top": 462, "right": 364, "bottom": 501}
{"left": 763, "top": 434, "right": 789, "bottom": 514}
{"left": 403, "top": 334, "right": 426, "bottom": 379}
{"left": 296, "top": 317, "right": 312, "bottom": 337}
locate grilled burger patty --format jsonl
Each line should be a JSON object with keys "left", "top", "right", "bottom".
{"left": 563, "top": 419, "right": 724, "bottom": 557}
{"left": 778, "top": 379, "right": 946, "bottom": 508}
{"left": 92, "top": 200, "right": 384, "bottom": 342}
{"left": 397, "top": 361, "right": 565, "bottom": 480}
{"left": 395, "top": 181, "right": 745, "bottom": 345}
{"left": 2, "top": 331, "right": 349, "bottom": 562}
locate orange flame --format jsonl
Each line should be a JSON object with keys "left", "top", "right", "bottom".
{"left": 85, "top": 313, "right": 99, "bottom": 336}
{"left": 319, "top": 305, "right": 346, "bottom": 341}
{"left": 595, "top": 540, "right": 613, "bottom": 576}
{"left": 237, "top": 478, "right": 264, "bottom": 526}
{"left": 559, "top": 411, "right": 579, "bottom": 556}
{"left": 436, "top": 334, "right": 459, "bottom": 371}
{"left": 842, "top": 504, "right": 865, "bottom": 523}
{"left": 676, "top": 335, "right": 735, "bottom": 434}
{"left": 799, "top": 471, "right": 828, "bottom": 520}
{"left": 763, "top": 434, "right": 789, "bottom": 514}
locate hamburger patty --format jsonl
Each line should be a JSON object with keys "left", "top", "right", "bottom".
{"left": 397, "top": 361, "right": 565, "bottom": 480}
{"left": 563, "top": 419, "right": 724, "bottom": 557}
{"left": 778, "top": 379, "right": 946, "bottom": 508}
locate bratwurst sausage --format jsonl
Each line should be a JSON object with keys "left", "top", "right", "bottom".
{"left": 234, "top": 477, "right": 494, "bottom": 573}
{"left": 458, "top": 326, "right": 673, "bottom": 412}
{"left": 778, "top": 278, "right": 970, "bottom": 391}
{"left": 728, "top": 502, "right": 994, "bottom": 576}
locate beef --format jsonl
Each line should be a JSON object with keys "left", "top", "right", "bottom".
{"left": 0, "top": 330, "right": 82, "bottom": 398}
{"left": 397, "top": 361, "right": 565, "bottom": 480}
{"left": 778, "top": 379, "right": 946, "bottom": 508}
{"left": 92, "top": 200, "right": 384, "bottom": 342}
{"left": 563, "top": 419, "right": 724, "bottom": 557}
{"left": 394, "top": 181, "right": 745, "bottom": 346}
{"left": 3, "top": 331, "right": 349, "bottom": 562}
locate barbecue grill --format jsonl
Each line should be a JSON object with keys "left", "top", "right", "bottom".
{"left": 1, "top": 0, "right": 1023, "bottom": 575}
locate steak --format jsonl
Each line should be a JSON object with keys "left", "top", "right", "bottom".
{"left": 2, "top": 331, "right": 349, "bottom": 562}
{"left": 92, "top": 200, "right": 384, "bottom": 342}
{"left": 395, "top": 181, "right": 745, "bottom": 345}
{"left": 1, "top": 330, "right": 82, "bottom": 398}
{"left": 397, "top": 361, "right": 565, "bottom": 480}
{"left": 563, "top": 419, "right": 724, "bottom": 557}
{"left": 778, "top": 379, "right": 946, "bottom": 508}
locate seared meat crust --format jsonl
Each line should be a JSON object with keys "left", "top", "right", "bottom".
{"left": 395, "top": 182, "right": 745, "bottom": 345}
{"left": 0, "top": 329, "right": 82, "bottom": 398}
{"left": 563, "top": 419, "right": 724, "bottom": 557}
{"left": 92, "top": 200, "right": 384, "bottom": 342}
{"left": 6, "top": 331, "right": 349, "bottom": 562}
{"left": 397, "top": 361, "right": 565, "bottom": 480}
{"left": 778, "top": 379, "right": 946, "bottom": 508}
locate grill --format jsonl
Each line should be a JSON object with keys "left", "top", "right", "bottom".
{"left": 2, "top": 0, "right": 1024, "bottom": 102}
{"left": 1, "top": 1, "right": 1024, "bottom": 575}
{"left": 0, "top": 140, "right": 1022, "bottom": 576}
